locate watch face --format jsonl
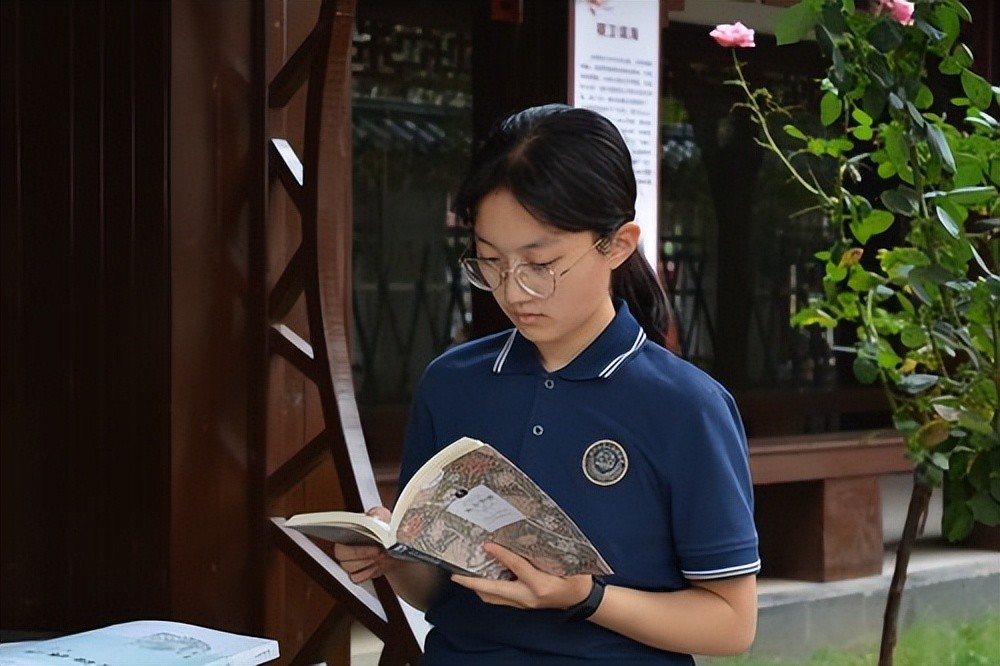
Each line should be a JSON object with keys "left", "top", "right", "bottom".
{"left": 582, "top": 439, "right": 629, "bottom": 486}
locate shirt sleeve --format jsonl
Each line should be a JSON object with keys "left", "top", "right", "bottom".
{"left": 669, "top": 387, "right": 761, "bottom": 580}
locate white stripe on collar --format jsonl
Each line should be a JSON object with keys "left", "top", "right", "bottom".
{"left": 598, "top": 328, "right": 646, "bottom": 378}
{"left": 492, "top": 329, "right": 518, "bottom": 373}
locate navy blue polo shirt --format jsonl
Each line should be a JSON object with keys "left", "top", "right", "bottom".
{"left": 397, "top": 300, "right": 760, "bottom": 665}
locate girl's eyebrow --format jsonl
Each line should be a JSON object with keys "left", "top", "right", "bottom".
{"left": 473, "top": 234, "right": 558, "bottom": 252}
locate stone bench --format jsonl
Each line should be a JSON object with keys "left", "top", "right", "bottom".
{"left": 749, "top": 430, "right": 911, "bottom": 582}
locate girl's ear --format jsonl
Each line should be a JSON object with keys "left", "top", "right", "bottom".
{"left": 607, "top": 222, "right": 641, "bottom": 269}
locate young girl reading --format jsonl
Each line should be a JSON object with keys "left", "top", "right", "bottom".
{"left": 334, "top": 104, "right": 760, "bottom": 665}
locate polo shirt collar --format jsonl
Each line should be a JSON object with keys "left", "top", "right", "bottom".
{"left": 492, "top": 299, "right": 647, "bottom": 380}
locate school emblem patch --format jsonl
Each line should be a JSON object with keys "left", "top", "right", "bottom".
{"left": 582, "top": 439, "right": 628, "bottom": 486}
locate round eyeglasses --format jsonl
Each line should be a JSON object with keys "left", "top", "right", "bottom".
{"left": 460, "top": 237, "right": 608, "bottom": 299}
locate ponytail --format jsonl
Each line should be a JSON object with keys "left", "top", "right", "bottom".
{"left": 611, "top": 252, "right": 673, "bottom": 349}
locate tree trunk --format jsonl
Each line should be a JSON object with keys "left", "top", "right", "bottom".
{"left": 878, "top": 471, "right": 933, "bottom": 666}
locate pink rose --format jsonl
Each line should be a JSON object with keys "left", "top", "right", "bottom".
{"left": 710, "top": 22, "right": 756, "bottom": 48}
{"left": 879, "top": 0, "right": 915, "bottom": 26}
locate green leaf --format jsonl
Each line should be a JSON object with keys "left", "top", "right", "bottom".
{"left": 968, "top": 493, "right": 1000, "bottom": 526}
{"left": 877, "top": 161, "right": 897, "bottom": 179}
{"left": 847, "top": 268, "right": 879, "bottom": 291}
{"left": 938, "top": 198, "right": 968, "bottom": 225}
{"left": 820, "top": 92, "right": 842, "bottom": 126}
{"left": 952, "top": 159, "right": 983, "bottom": 189}
{"left": 883, "top": 125, "right": 908, "bottom": 166}
{"left": 896, "top": 374, "right": 939, "bottom": 394}
{"left": 930, "top": 452, "right": 950, "bottom": 470}
{"left": 850, "top": 209, "right": 895, "bottom": 244}
{"left": 950, "top": 1, "right": 972, "bottom": 23}
{"left": 935, "top": 206, "right": 961, "bottom": 238}
{"left": 972, "top": 247, "right": 999, "bottom": 278}
{"left": 925, "top": 124, "right": 956, "bottom": 173}
{"left": 791, "top": 307, "right": 837, "bottom": 328}
{"left": 853, "top": 356, "right": 879, "bottom": 384}
{"left": 961, "top": 69, "right": 994, "bottom": 110}
{"left": 952, "top": 43, "right": 975, "bottom": 69}
{"left": 914, "top": 85, "right": 934, "bottom": 110}
{"left": 896, "top": 292, "right": 915, "bottom": 315}
{"left": 939, "top": 56, "right": 963, "bottom": 76}
{"left": 820, "top": 4, "right": 847, "bottom": 36}
{"left": 876, "top": 345, "right": 901, "bottom": 369}
{"left": 881, "top": 187, "right": 920, "bottom": 216}
{"left": 942, "top": 499, "right": 974, "bottom": 542}
{"left": 915, "top": 18, "right": 945, "bottom": 42}
{"left": 775, "top": 1, "right": 820, "bottom": 46}
{"left": 826, "top": 262, "right": 847, "bottom": 282}
{"left": 868, "top": 20, "right": 904, "bottom": 53}
{"left": 929, "top": 185, "right": 998, "bottom": 205}
{"left": 783, "top": 124, "right": 807, "bottom": 141}
{"left": 862, "top": 86, "right": 888, "bottom": 120}
{"left": 900, "top": 324, "right": 927, "bottom": 348}
{"left": 851, "top": 125, "right": 873, "bottom": 141}
{"left": 958, "top": 411, "right": 996, "bottom": 435}
{"left": 829, "top": 137, "right": 854, "bottom": 155}
{"left": 851, "top": 108, "right": 873, "bottom": 127}
{"left": 931, "top": 5, "right": 960, "bottom": 48}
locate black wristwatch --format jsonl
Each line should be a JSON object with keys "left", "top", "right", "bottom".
{"left": 560, "top": 576, "right": 607, "bottom": 622}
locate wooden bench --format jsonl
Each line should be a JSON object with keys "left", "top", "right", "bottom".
{"left": 749, "top": 430, "right": 911, "bottom": 582}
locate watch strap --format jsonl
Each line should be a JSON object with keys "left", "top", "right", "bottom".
{"left": 560, "top": 576, "right": 606, "bottom": 622}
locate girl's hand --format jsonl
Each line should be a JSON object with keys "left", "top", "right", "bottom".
{"left": 450, "top": 543, "right": 593, "bottom": 610}
{"left": 332, "top": 506, "right": 404, "bottom": 583}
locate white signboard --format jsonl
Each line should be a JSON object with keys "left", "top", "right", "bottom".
{"left": 570, "top": 0, "right": 660, "bottom": 269}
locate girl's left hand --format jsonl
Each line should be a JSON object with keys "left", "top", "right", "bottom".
{"left": 451, "top": 543, "right": 593, "bottom": 610}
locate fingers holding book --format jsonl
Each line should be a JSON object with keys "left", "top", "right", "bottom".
{"left": 451, "top": 543, "right": 594, "bottom": 612}
{"left": 332, "top": 506, "right": 399, "bottom": 583}
{"left": 333, "top": 542, "right": 386, "bottom": 583}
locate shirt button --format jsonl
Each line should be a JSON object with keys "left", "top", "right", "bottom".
{"left": 532, "top": 425, "right": 544, "bottom": 436}
{"left": 544, "top": 379, "right": 555, "bottom": 389}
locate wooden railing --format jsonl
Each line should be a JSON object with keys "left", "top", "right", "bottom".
{"left": 264, "top": 1, "right": 424, "bottom": 663}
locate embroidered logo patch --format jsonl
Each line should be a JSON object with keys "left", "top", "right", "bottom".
{"left": 582, "top": 439, "right": 628, "bottom": 486}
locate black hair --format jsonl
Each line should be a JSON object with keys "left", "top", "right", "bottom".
{"left": 452, "top": 104, "right": 672, "bottom": 347}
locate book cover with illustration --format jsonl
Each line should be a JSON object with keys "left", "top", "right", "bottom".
{"left": 285, "top": 437, "right": 612, "bottom": 580}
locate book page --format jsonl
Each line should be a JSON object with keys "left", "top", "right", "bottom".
{"left": 393, "top": 441, "right": 613, "bottom": 580}
{"left": 285, "top": 511, "right": 393, "bottom": 548}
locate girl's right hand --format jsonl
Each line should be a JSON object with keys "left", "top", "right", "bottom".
{"left": 332, "top": 506, "right": 403, "bottom": 583}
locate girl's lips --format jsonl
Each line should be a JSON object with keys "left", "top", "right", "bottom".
{"left": 512, "top": 312, "right": 543, "bottom": 325}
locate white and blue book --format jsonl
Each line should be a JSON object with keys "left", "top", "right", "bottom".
{"left": 0, "top": 620, "right": 279, "bottom": 666}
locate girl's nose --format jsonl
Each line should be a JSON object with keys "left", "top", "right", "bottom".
{"left": 502, "top": 272, "right": 533, "bottom": 304}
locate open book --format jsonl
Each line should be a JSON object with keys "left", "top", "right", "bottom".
{"left": 285, "top": 436, "right": 613, "bottom": 580}
{"left": 0, "top": 620, "right": 278, "bottom": 666}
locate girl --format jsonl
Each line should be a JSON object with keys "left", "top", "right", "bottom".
{"left": 335, "top": 104, "right": 759, "bottom": 665}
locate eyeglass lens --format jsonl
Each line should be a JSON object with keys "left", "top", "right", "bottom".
{"left": 462, "top": 260, "right": 554, "bottom": 298}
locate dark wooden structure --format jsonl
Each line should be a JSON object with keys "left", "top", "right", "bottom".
{"left": 262, "top": 0, "right": 423, "bottom": 663}
{"left": 1, "top": 0, "right": 172, "bottom": 631}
